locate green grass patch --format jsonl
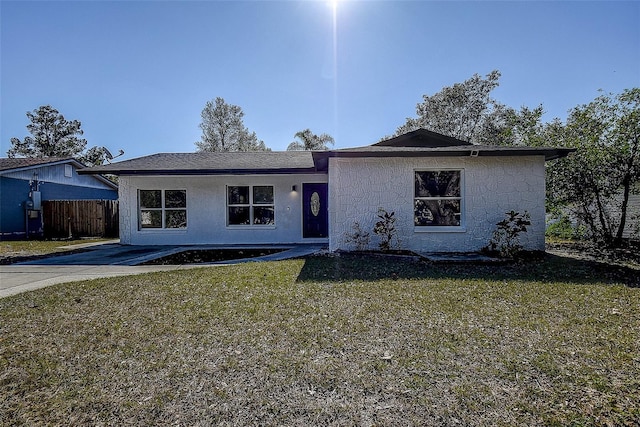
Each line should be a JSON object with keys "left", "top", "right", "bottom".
{"left": 0, "top": 239, "right": 111, "bottom": 264}
{"left": 1, "top": 253, "right": 639, "bottom": 425}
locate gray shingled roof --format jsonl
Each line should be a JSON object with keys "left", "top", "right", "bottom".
{"left": 79, "top": 129, "right": 574, "bottom": 176}
{"left": 373, "top": 129, "right": 473, "bottom": 147}
{"left": 79, "top": 151, "right": 318, "bottom": 175}
{"left": 327, "top": 144, "right": 574, "bottom": 161}
{"left": 308, "top": 144, "right": 573, "bottom": 171}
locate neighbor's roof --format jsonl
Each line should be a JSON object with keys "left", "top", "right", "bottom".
{"left": 0, "top": 157, "right": 118, "bottom": 189}
{"left": 78, "top": 151, "right": 318, "bottom": 176}
{"left": 79, "top": 129, "right": 575, "bottom": 176}
{"left": 0, "top": 157, "right": 81, "bottom": 173}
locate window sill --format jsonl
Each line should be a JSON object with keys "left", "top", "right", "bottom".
{"left": 138, "top": 228, "right": 188, "bottom": 232}
{"left": 414, "top": 226, "right": 466, "bottom": 233}
{"left": 226, "top": 225, "right": 277, "bottom": 230}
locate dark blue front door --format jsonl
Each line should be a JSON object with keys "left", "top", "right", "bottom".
{"left": 302, "top": 183, "right": 328, "bottom": 238}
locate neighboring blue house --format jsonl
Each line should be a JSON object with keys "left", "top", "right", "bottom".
{"left": 0, "top": 157, "right": 118, "bottom": 239}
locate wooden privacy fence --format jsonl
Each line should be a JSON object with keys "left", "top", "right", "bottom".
{"left": 43, "top": 200, "right": 119, "bottom": 239}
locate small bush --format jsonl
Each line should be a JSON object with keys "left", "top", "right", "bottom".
{"left": 343, "top": 221, "right": 371, "bottom": 251}
{"left": 546, "top": 215, "right": 586, "bottom": 240}
{"left": 485, "top": 210, "right": 531, "bottom": 258}
{"left": 373, "top": 208, "right": 398, "bottom": 251}
{"left": 546, "top": 215, "right": 573, "bottom": 239}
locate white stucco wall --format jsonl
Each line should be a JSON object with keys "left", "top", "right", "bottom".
{"left": 328, "top": 156, "right": 547, "bottom": 253}
{"left": 118, "top": 174, "right": 328, "bottom": 245}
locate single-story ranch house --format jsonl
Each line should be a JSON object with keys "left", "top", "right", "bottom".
{"left": 80, "top": 129, "right": 573, "bottom": 252}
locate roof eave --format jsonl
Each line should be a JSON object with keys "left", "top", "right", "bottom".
{"left": 318, "top": 147, "right": 576, "bottom": 162}
{"left": 0, "top": 158, "right": 117, "bottom": 189}
{"left": 0, "top": 158, "right": 84, "bottom": 175}
{"left": 541, "top": 148, "right": 577, "bottom": 161}
{"left": 78, "top": 167, "right": 321, "bottom": 176}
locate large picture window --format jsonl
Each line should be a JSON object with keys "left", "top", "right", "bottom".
{"left": 139, "top": 189, "right": 187, "bottom": 229}
{"left": 227, "top": 185, "right": 274, "bottom": 225}
{"left": 414, "top": 170, "right": 462, "bottom": 227}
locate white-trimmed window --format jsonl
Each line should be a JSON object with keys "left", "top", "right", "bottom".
{"left": 227, "top": 185, "right": 274, "bottom": 225}
{"left": 139, "top": 189, "right": 187, "bottom": 229}
{"left": 414, "top": 170, "right": 462, "bottom": 227}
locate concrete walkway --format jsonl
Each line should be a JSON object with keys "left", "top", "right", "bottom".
{"left": 0, "top": 242, "right": 325, "bottom": 299}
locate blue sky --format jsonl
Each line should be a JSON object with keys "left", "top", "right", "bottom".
{"left": 1, "top": 1, "right": 639, "bottom": 160}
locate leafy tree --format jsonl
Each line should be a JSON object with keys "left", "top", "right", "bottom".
{"left": 395, "top": 70, "right": 515, "bottom": 144}
{"left": 286, "top": 129, "right": 334, "bottom": 151}
{"left": 546, "top": 88, "right": 640, "bottom": 246}
{"left": 495, "top": 105, "right": 547, "bottom": 147}
{"left": 8, "top": 105, "right": 119, "bottom": 168}
{"left": 79, "top": 146, "right": 110, "bottom": 166}
{"left": 195, "top": 97, "right": 269, "bottom": 152}
{"left": 7, "top": 105, "right": 88, "bottom": 159}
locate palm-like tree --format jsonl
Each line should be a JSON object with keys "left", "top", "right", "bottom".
{"left": 286, "top": 129, "right": 334, "bottom": 151}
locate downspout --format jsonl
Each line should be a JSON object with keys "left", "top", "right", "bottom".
{"left": 25, "top": 203, "right": 29, "bottom": 239}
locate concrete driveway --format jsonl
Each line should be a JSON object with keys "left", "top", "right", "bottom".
{"left": 0, "top": 242, "right": 324, "bottom": 298}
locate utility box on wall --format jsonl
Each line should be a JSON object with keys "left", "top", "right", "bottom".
{"left": 24, "top": 199, "right": 43, "bottom": 238}
{"left": 31, "top": 191, "right": 42, "bottom": 210}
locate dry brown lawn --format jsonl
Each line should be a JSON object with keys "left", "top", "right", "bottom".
{"left": 0, "top": 239, "right": 110, "bottom": 265}
{"left": 1, "top": 251, "right": 639, "bottom": 426}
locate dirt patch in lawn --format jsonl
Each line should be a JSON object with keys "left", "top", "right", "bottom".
{"left": 141, "top": 248, "right": 286, "bottom": 265}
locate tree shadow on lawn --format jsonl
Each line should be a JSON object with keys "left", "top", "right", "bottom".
{"left": 295, "top": 252, "right": 639, "bottom": 287}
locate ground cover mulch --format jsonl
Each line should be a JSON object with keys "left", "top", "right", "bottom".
{"left": 141, "top": 248, "right": 286, "bottom": 265}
